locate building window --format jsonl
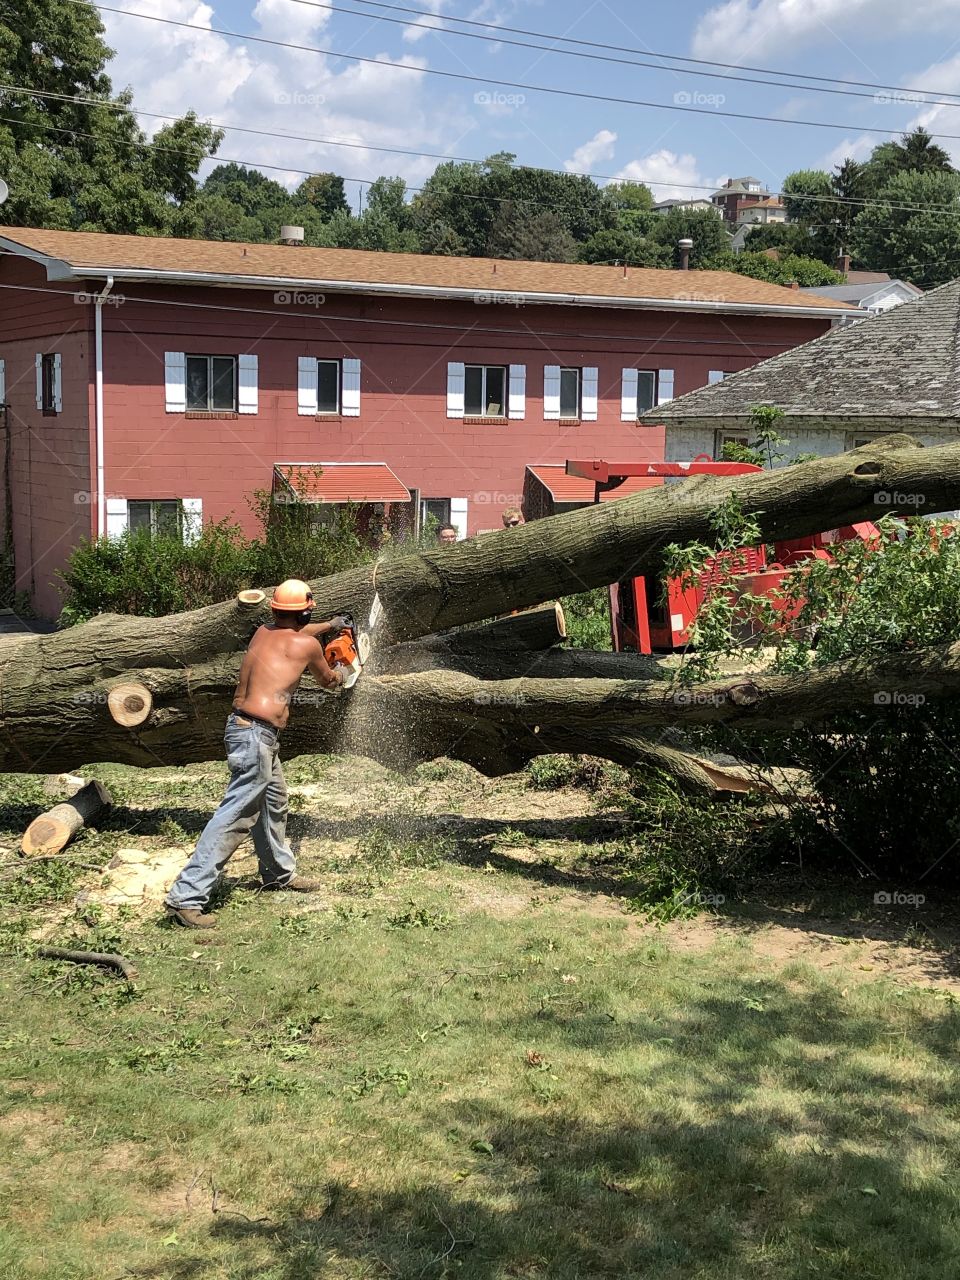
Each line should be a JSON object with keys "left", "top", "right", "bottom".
{"left": 559, "top": 368, "right": 581, "bottom": 419}
{"left": 714, "top": 431, "right": 751, "bottom": 460}
{"left": 464, "top": 365, "right": 507, "bottom": 417}
{"left": 186, "top": 355, "right": 237, "bottom": 411}
{"left": 317, "top": 359, "right": 341, "bottom": 414}
{"left": 637, "top": 371, "right": 658, "bottom": 414}
{"left": 421, "top": 498, "right": 451, "bottom": 529}
{"left": 41, "top": 354, "right": 58, "bottom": 413}
{"left": 128, "top": 500, "right": 184, "bottom": 539}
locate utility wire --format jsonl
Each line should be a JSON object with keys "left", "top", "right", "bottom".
{"left": 282, "top": 0, "right": 960, "bottom": 109}
{"left": 338, "top": 0, "right": 960, "bottom": 102}
{"left": 72, "top": 2, "right": 960, "bottom": 143}
{"left": 6, "top": 85, "right": 960, "bottom": 220}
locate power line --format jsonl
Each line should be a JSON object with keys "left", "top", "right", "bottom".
{"left": 6, "top": 83, "right": 960, "bottom": 221}
{"left": 75, "top": 2, "right": 960, "bottom": 143}
{"left": 284, "top": 0, "right": 960, "bottom": 109}
{"left": 339, "top": 0, "right": 960, "bottom": 102}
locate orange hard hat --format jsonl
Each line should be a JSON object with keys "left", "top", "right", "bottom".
{"left": 270, "top": 578, "right": 314, "bottom": 611}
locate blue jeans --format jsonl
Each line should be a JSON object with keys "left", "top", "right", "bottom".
{"left": 165, "top": 712, "right": 297, "bottom": 910}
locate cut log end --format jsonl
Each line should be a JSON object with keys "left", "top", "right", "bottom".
{"left": 108, "top": 682, "right": 153, "bottom": 727}
{"left": 21, "top": 779, "right": 113, "bottom": 857}
{"left": 237, "top": 589, "right": 266, "bottom": 608}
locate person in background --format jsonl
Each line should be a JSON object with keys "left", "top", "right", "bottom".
{"left": 502, "top": 507, "right": 524, "bottom": 529}
{"left": 437, "top": 523, "right": 459, "bottom": 545}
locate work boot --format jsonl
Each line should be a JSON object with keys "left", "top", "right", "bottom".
{"left": 166, "top": 905, "right": 217, "bottom": 929}
{"left": 261, "top": 876, "right": 323, "bottom": 892}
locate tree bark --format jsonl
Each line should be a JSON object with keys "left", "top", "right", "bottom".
{"left": 0, "top": 435, "right": 958, "bottom": 775}
{"left": 21, "top": 779, "right": 113, "bottom": 855}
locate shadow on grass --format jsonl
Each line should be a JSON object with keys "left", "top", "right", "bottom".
{"left": 121, "top": 983, "right": 960, "bottom": 1280}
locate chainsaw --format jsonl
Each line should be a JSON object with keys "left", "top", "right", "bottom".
{"left": 322, "top": 612, "right": 370, "bottom": 689}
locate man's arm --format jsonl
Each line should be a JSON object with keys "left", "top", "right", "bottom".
{"left": 306, "top": 637, "right": 344, "bottom": 689}
{"left": 300, "top": 615, "right": 348, "bottom": 641}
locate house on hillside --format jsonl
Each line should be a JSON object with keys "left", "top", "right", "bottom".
{"left": 711, "top": 177, "right": 771, "bottom": 224}
{"left": 0, "top": 227, "right": 854, "bottom": 617}
{"left": 643, "top": 279, "right": 960, "bottom": 466}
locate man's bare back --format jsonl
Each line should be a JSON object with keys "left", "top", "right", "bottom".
{"left": 233, "top": 623, "right": 342, "bottom": 728}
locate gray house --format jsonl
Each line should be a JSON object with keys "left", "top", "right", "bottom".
{"left": 646, "top": 278, "right": 960, "bottom": 465}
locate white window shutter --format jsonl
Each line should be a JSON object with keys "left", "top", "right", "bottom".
{"left": 508, "top": 364, "right": 526, "bottom": 419}
{"left": 298, "top": 355, "right": 318, "bottom": 415}
{"left": 450, "top": 497, "right": 468, "bottom": 540}
{"left": 342, "top": 357, "right": 361, "bottom": 417}
{"left": 182, "top": 498, "right": 203, "bottom": 544}
{"left": 543, "top": 365, "right": 561, "bottom": 420}
{"left": 708, "top": 370, "right": 724, "bottom": 385}
{"left": 164, "top": 351, "right": 186, "bottom": 413}
{"left": 621, "top": 368, "right": 639, "bottom": 421}
{"left": 53, "top": 353, "right": 62, "bottom": 412}
{"left": 446, "top": 362, "right": 465, "bottom": 419}
{"left": 581, "top": 367, "right": 599, "bottom": 421}
{"left": 35, "top": 353, "right": 43, "bottom": 410}
{"left": 0, "top": 359, "right": 5, "bottom": 404}
{"left": 237, "top": 354, "right": 258, "bottom": 414}
{"left": 105, "top": 497, "right": 128, "bottom": 540}
{"left": 657, "top": 369, "right": 675, "bottom": 404}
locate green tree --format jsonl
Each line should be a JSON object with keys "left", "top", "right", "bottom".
{"left": 729, "top": 250, "right": 843, "bottom": 287}
{"left": 649, "top": 207, "right": 731, "bottom": 267}
{"left": 851, "top": 169, "right": 960, "bottom": 287}
{"left": 296, "top": 172, "right": 349, "bottom": 219}
{"left": 865, "top": 127, "right": 954, "bottom": 193}
{"left": 578, "top": 226, "right": 669, "bottom": 267}
{"left": 738, "top": 222, "right": 820, "bottom": 256}
{"left": 0, "top": 0, "right": 221, "bottom": 232}
{"left": 486, "top": 202, "right": 577, "bottom": 262}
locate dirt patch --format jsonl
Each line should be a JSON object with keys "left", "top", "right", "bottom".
{"left": 0, "top": 1105, "right": 67, "bottom": 1154}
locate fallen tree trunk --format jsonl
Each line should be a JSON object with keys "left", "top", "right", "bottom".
{"left": 1, "top": 435, "right": 959, "bottom": 775}
{"left": 21, "top": 779, "right": 113, "bottom": 855}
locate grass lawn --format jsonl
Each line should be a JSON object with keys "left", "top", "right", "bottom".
{"left": 1, "top": 756, "right": 959, "bottom": 1279}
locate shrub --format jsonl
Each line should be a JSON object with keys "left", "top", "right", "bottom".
{"left": 58, "top": 493, "right": 372, "bottom": 625}
{"left": 561, "top": 587, "right": 612, "bottom": 650}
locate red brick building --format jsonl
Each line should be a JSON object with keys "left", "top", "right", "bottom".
{"left": 0, "top": 228, "right": 851, "bottom": 617}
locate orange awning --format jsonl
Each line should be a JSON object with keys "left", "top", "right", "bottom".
{"left": 274, "top": 463, "right": 410, "bottom": 504}
{"left": 526, "top": 464, "right": 664, "bottom": 504}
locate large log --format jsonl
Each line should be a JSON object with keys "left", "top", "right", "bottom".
{"left": 21, "top": 779, "right": 113, "bottom": 855}
{"left": 0, "top": 435, "right": 959, "bottom": 775}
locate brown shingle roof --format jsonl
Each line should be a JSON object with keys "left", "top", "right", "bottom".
{"left": 646, "top": 278, "right": 960, "bottom": 427}
{"left": 0, "top": 226, "right": 853, "bottom": 315}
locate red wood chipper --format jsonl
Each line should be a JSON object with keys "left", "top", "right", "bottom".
{"left": 562, "top": 457, "right": 881, "bottom": 655}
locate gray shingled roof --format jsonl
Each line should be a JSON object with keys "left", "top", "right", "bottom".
{"left": 648, "top": 278, "right": 960, "bottom": 429}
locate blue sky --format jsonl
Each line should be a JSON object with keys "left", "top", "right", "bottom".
{"left": 100, "top": 0, "right": 960, "bottom": 206}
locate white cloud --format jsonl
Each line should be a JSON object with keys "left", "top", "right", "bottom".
{"left": 564, "top": 129, "right": 617, "bottom": 174}
{"left": 100, "top": 0, "right": 473, "bottom": 195}
{"left": 691, "top": 0, "right": 960, "bottom": 62}
{"left": 905, "top": 52, "right": 960, "bottom": 167}
{"left": 402, "top": 0, "right": 446, "bottom": 44}
{"left": 613, "top": 149, "right": 717, "bottom": 201}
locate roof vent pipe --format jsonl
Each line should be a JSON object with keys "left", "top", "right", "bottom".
{"left": 678, "top": 238, "right": 693, "bottom": 271}
{"left": 280, "top": 225, "right": 305, "bottom": 246}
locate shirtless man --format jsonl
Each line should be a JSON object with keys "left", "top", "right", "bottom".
{"left": 165, "top": 579, "right": 347, "bottom": 928}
